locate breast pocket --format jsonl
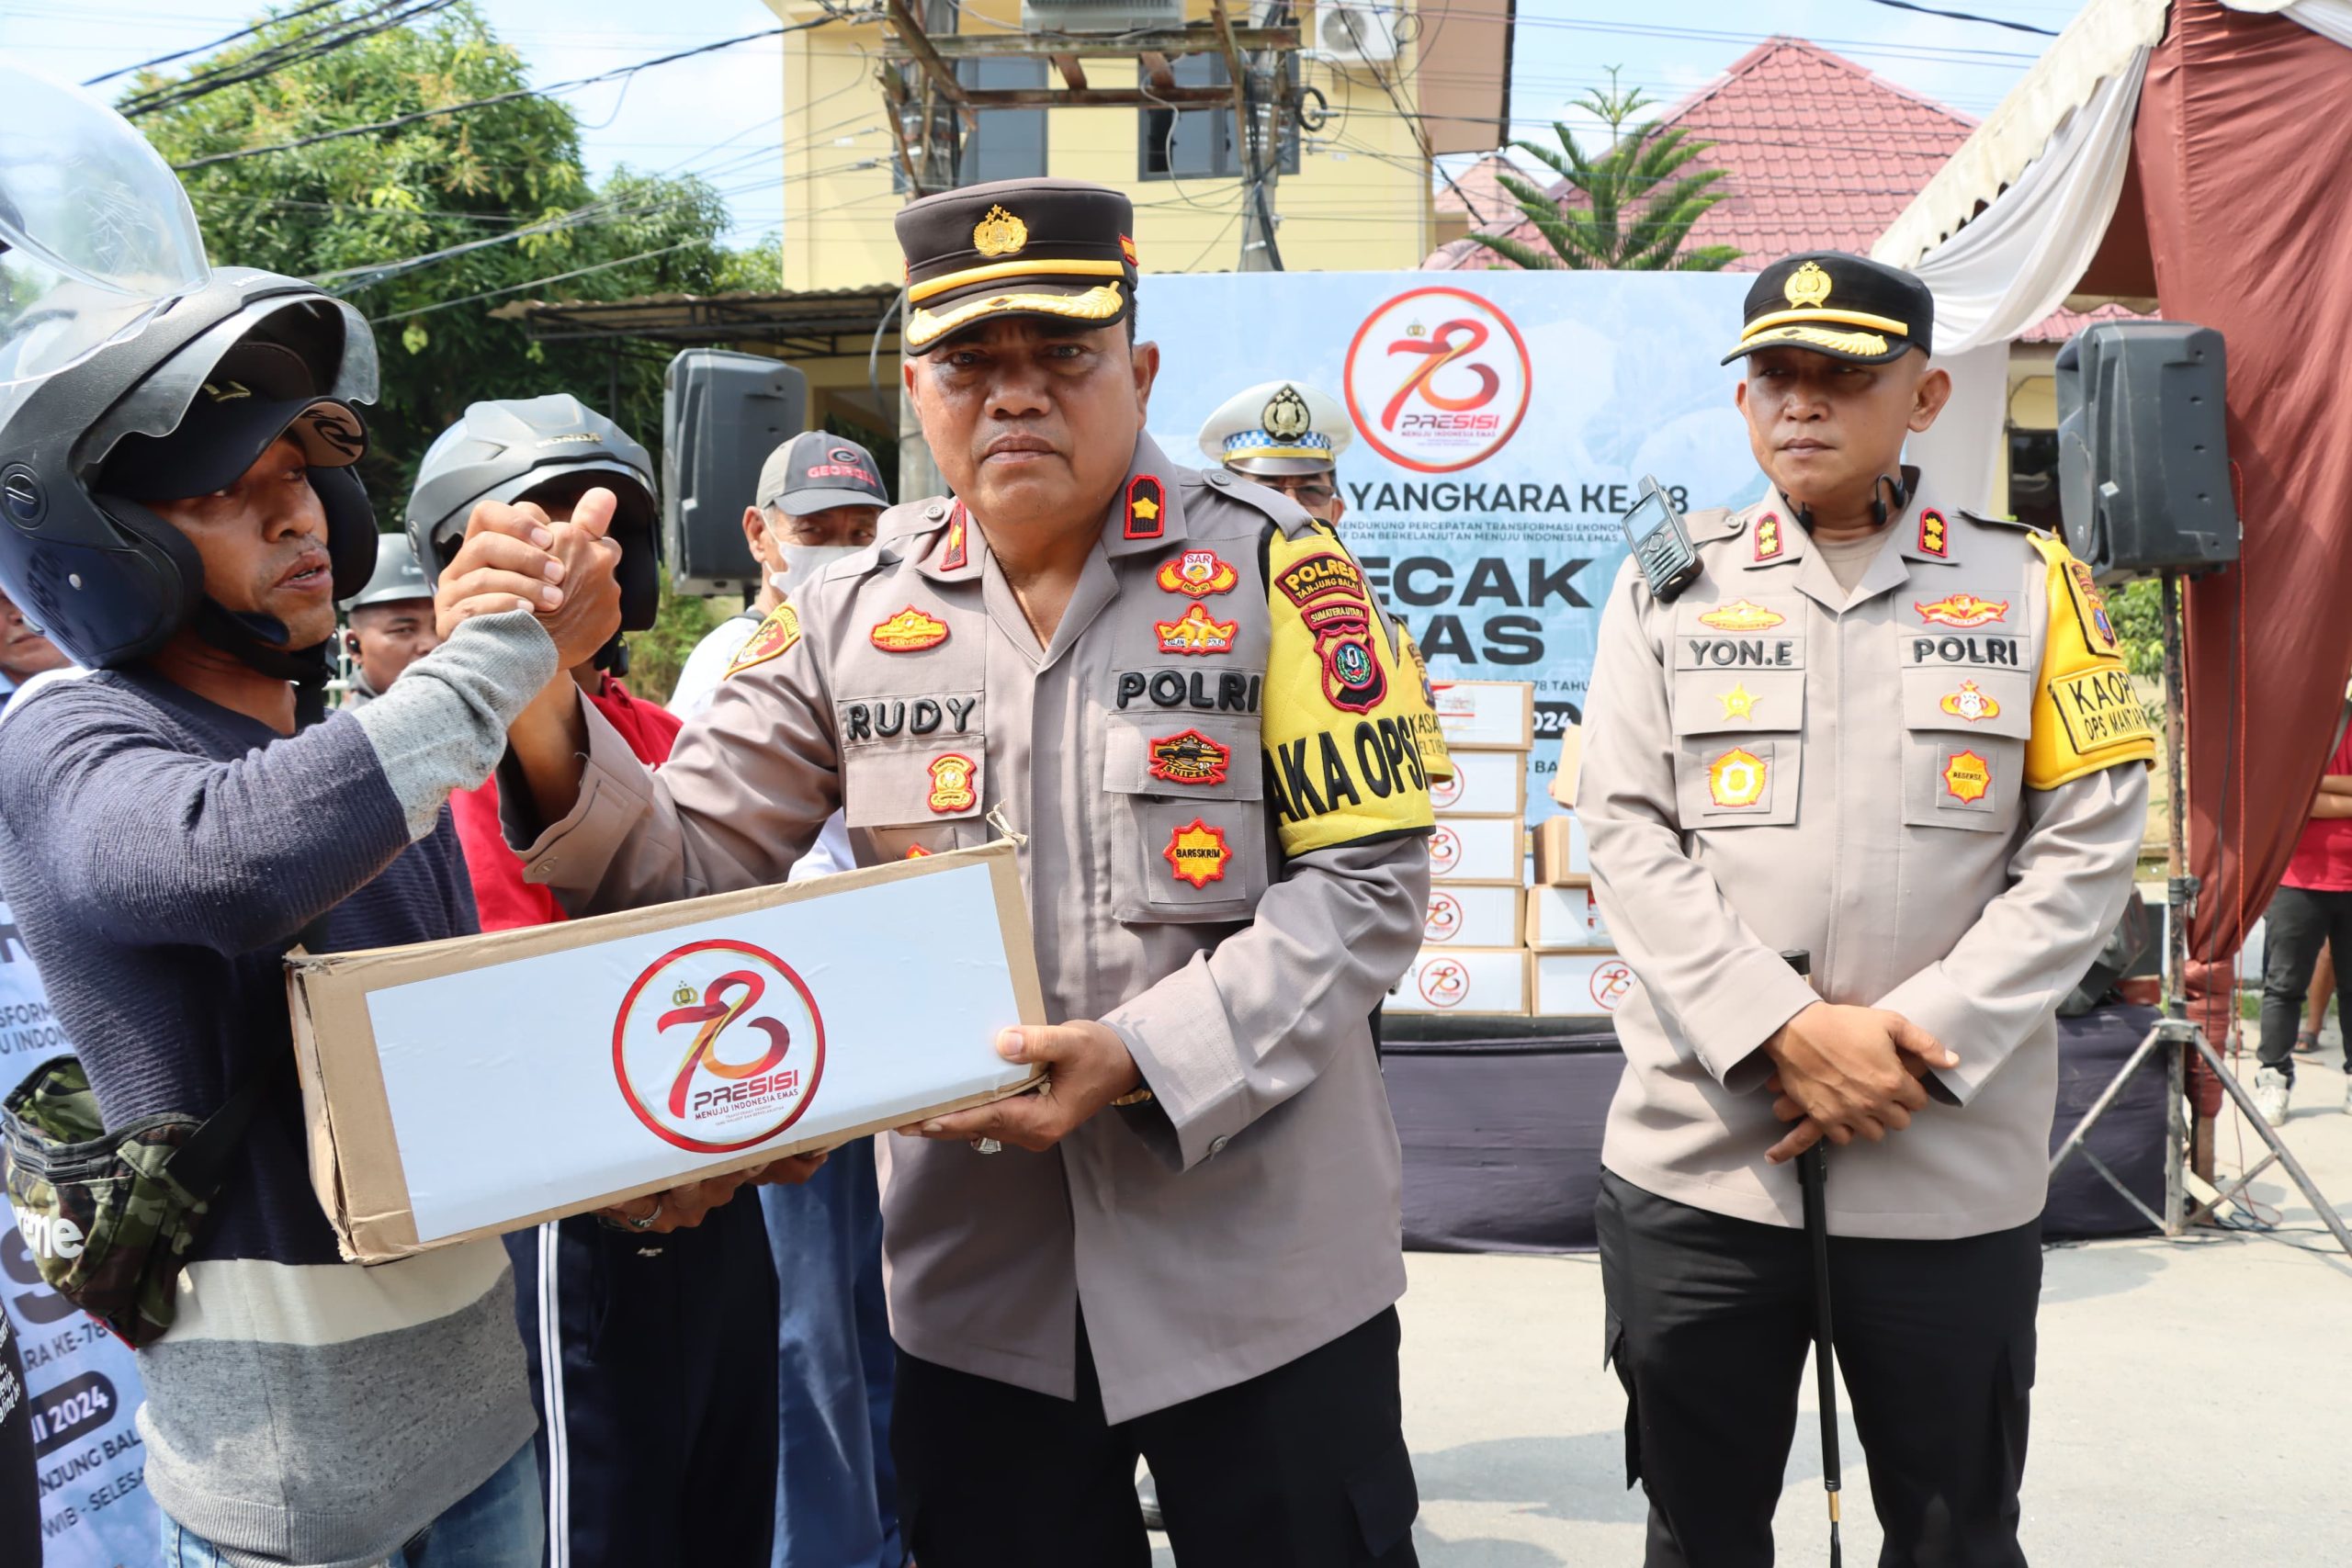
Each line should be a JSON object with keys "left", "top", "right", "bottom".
{"left": 839, "top": 694, "right": 989, "bottom": 859}
{"left": 1668, "top": 667, "right": 1805, "bottom": 829}
{"left": 1103, "top": 711, "right": 1270, "bottom": 923}
{"left": 1898, "top": 666, "right": 2031, "bottom": 831}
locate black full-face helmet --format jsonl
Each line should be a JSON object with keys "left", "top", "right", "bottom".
{"left": 0, "top": 266, "right": 379, "bottom": 671}
{"left": 405, "top": 394, "right": 661, "bottom": 671}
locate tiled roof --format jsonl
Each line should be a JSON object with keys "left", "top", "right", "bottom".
{"left": 1434, "top": 152, "right": 1523, "bottom": 233}
{"left": 1425, "top": 36, "right": 1977, "bottom": 273}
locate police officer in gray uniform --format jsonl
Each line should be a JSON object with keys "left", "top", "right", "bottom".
{"left": 1579, "top": 253, "right": 2153, "bottom": 1567}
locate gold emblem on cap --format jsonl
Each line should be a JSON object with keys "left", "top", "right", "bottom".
{"left": 1262, "top": 386, "right": 1311, "bottom": 441}
{"left": 1783, "top": 260, "right": 1833, "bottom": 310}
{"left": 972, "top": 205, "right": 1028, "bottom": 259}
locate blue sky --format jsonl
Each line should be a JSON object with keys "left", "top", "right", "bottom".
{"left": 2, "top": 0, "right": 2072, "bottom": 254}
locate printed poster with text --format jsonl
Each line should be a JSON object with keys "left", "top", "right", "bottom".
{"left": 0, "top": 900, "right": 157, "bottom": 1563}
{"left": 1147, "top": 270, "right": 1765, "bottom": 819}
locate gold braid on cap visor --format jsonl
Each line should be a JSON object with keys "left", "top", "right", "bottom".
{"left": 905, "top": 281, "right": 1126, "bottom": 350}
{"left": 1738, "top": 321, "right": 1894, "bottom": 357}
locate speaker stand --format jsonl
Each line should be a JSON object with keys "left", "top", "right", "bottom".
{"left": 2048, "top": 570, "right": 2352, "bottom": 1257}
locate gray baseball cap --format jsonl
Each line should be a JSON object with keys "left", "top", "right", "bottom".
{"left": 757, "top": 431, "right": 888, "bottom": 515}
{"left": 343, "top": 531, "right": 432, "bottom": 612}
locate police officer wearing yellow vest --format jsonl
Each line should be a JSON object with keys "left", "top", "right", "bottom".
{"left": 436, "top": 178, "right": 1435, "bottom": 1567}
{"left": 1578, "top": 253, "right": 2152, "bottom": 1567}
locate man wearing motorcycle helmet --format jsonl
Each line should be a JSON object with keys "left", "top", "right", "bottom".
{"left": 413, "top": 393, "right": 820, "bottom": 1567}
{"left": 0, "top": 266, "right": 622, "bottom": 1568}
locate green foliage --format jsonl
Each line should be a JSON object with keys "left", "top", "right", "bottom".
{"left": 1472, "top": 70, "right": 1739, "bottom": 273}
{"left": 129, "top": 2, "right": 757, "bottom": 499}
{"left": 2109, "top": 578, "right": 2165, "bottom": 680}
{"left": 627, "top": 578, "right": 722, "bottom": 709}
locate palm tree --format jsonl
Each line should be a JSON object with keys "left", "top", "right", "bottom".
{"left": 1471, "top": 71, "right": 1739, "bottom": 273}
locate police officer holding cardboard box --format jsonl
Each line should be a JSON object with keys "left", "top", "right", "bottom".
{"left": 1577, "top": 252, "right": 2153, "bottom": 1567}
{"left": 441, "top": 177, "right": 1437, "bottom": 1567}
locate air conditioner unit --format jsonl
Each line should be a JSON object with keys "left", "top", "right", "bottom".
{"left": 1310, "top": 3, "right": 1400, "bottom": 63}
{"left": 1020, "top": 0, "right": 1183, "bottom": 35}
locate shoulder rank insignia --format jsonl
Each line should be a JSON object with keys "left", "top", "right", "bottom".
{"left": 1915, "top": 592, "right": 2007, "bottom": 628}
{"left": 926, "top": 753, "right": 977, "bottom": 813}
{"left": 939, "top": 505, "right": 969, "bottom": 572}
{"left": 1753, "top": 512, "right": 1784, "bottom": 562}
{"left": 1162, "top": 818, "right": 1231, "bottom": 888}
{"left": 727, "top": 604, "right": 802, "bottom": 677}
{"left": 1156, "top": 603, "right": 1237, "bottom": 656}
{"left": 1148, "top": 728, "right": 1231, "bottom": 786}
{"left": 1156, "top": 549, "right": 1238, "bottom": 598}
{"left": 1699, "top": 599, "right": 1785, "bottom": 632}
{"left": 1124, "top": 474, "right": 1165, "bottom": 541}
{"left": 1918, "top": 508, "right": 1949, "bottom": 558}
{"left": 871, "top": 606, "right": 950, "bottom": 653}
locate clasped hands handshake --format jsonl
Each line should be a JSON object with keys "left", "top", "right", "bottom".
{"left": 1758, "top": 1001, "right": 1960, "bottom": 1165}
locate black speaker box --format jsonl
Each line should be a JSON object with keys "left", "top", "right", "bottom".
{"left": 2055, "top": 321, "right": 2239, "bottom": 582}
{"left": 662, "top": 349, "right": 808, "bottom": 596}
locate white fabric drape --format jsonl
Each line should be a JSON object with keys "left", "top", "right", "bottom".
{"left": 2228, "top": 0, "right": 2352, "bottom": 49}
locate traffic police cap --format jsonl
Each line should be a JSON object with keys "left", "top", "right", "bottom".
{"left": 758, "top": 430, "right": 889, "bottom": 514}
{"left": 1721, "top": 251, "right": 1935, "bottom": 367}
{"left": 895, "top": 176, "right": 1138, "bottom": 354}
{"left": 1196, "top": 380, "right": 1353, "bottom": 479}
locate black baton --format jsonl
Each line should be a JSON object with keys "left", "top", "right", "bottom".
{"left": 1782, "top": 949, "right": 1841, "bottom": 1568}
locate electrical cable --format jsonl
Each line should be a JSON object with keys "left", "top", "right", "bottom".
{"left": 170, "top": 16, "right": 842, "bottom": 172}
{"left": 366, "top": 237, "right": 712, "bottom": 324}
{"left": 119, "top": 1, "right": 459, "bottom": 118}
{"left": 80, "top": 0, "right": 348, "bottom": 85}
{"left": 1858, "top": 0, "right": 2060, "bottom": 36}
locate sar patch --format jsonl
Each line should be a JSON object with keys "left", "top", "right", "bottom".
{"left": 1162, "top": 818, "right": 1231, "bottom": 888}
{"left": 1942, "top": 750, "right": 1992, "bottom": 804}
{"left": 1940, "top": 680, "right": 2000, "bottom": 723}
{"left": 1707, "top": 747, "right": 1768, "bottom": 809}
{"left": 871, "top": 606, "right": 950, "bottom": 653}
{"left": 1699, "top": 599, "right": 1785, "bottom": 632}
{"left": 1156, "top": 549, "right": 1239, "bottom": 598}
{"left": 1916, "top": 592, "right": 2008, "bottom": 628}
{"left": 926, "top": 753, "right": 977, "bottom": 814}
{"left": 1156, "top": 603, "right": 1238, "bottom": 656}
{"left": 1124, "top": 474, "right": 1165, "bottom": 541}
{"left": 727, "top": 604, "right": 802, "bottom": 677}
{"left": 1918, "top": 508, "right": 1949, "bottom": 558}
{"left": 1147, "top": 728, "right": 1231, "bottom": 786}
{"left": 1753, "top": 513, "right": 1784, "bottom": 562}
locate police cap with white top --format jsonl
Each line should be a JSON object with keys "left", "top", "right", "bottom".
{"left": 1195, "top": 379, "right": 1353, "bottom": 479}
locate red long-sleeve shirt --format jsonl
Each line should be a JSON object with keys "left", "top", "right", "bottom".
{"left": 449, "top": 674, "right": 683, "bottom": 930}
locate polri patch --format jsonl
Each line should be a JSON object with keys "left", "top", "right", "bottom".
{"left": 872, "top": 606, "right": 950, "bottom": 653}
{"left": 727, "top": 604, "right": 802, "bottom": 677}
{"left": 1163, "top": 818, "right": 1231, "bottom": 888}
{"left": 2064, "top": 559, "right": 2120, "bottom": 656}
{"left": 926, "top": 753, "right": 977, "bottom": 814}
{"left": 1124, "top": 474, "right": 1165, "bottom": 541}
{"left": 1156, "top": 603, "right": 1238, "bottom": 656}
{"left": 1147, "top": 728, "right": 1231, "bottom": 786}
{"left": 1156, "top": 549, "right": 1238, "bottom": 598}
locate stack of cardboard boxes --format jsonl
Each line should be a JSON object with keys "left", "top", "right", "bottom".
{"left": 1527, "top": 806, "right": 1637, "bottom": 1021}
{"left": 1390, "top": 682, "right": 1534, "bottom": 1017}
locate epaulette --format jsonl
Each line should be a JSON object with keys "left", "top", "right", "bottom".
{"left": 1195, "top": 467, "right": 1319, "bottom": 540}
{"left": 1685, "top": 506, "right": 1741, "bottom": 544}
{"left": 879, "top": 495, "right": 952, "bottom": 541}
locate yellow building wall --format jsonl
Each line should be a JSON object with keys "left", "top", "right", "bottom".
{"left": 768, "top": 0, "right": 1439, "bottom": 292}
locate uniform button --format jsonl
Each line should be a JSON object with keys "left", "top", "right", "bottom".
{"left": 1207, "top": 1134, "right": 1230, "bottom": 1156}
{"left": 1205, "top": 470, "right": 1229, "bottom": 488}
{"left": 926, "top": 502, "right": 945, "bottom": 520}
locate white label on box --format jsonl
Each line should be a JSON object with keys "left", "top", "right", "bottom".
{"left": 1528, "top": 885, "right": 1611, "bottom": 948}
{"left": 1423, "top": 885, "right": 1520, "bottom": 947}
{"left": 1387, "top": 947, "right": 1527, "bottom": 1015}
{"left": 1533, "top": 952, "right": 1642, "bottom": 1017}
{"left": 1429, "top": 748, "right": 1521, "bottom": 816}
{"left": 1431, "top": 681, "right": 1532, "bottom": 748}
{"left": 368, "top": 863, "right": 1024, "bottom": 1242}
{"left": 1429, "top": 816, "right": 1521, "bottom": 883}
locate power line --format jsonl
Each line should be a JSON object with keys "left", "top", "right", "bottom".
{"left": 1857, "top": 0, "right": 2060, "bottom": 36}
{"left": 79, "top": 0, "right": 349, "bottom": 85}
{"left": 169, "top": 16, "right": 844, "bottom": 172}
{"left": 119, "top": 0, "right": 459, "bottom": 118}
{"left": 366, "top": 238, "right": 712, "bottom": 325}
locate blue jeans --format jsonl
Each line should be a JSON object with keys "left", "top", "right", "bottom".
{"left": 763, "top": 1135, "right": 903, "bottom": 1568}
{"left": 163, "top": 1440, "right": 543, "bottom": 1568}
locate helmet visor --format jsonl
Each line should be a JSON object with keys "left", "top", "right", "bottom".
{"left": 0, "top": 64, "right": 210, "bottom": 390}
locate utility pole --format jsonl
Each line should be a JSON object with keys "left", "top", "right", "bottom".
{"left": 1216, "top": 0, "right": 1286, "bottom": 272}
{"left": 888, "top": 0, "right": 962, "bottom": 502}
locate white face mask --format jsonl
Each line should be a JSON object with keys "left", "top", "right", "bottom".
{"left": 771, "top": 543, "right": 862, "bottom": 597}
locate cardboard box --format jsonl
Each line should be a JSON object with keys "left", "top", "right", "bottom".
{"left": 1431, "top": 680, "right": 1535, "bottom": 750}
{"left": 1532, "top": 813, "right": 1591, "bottom": 885}
{"left": 1547, "top": 721, "right": 1583, "bottom": 808}
{"left": 1422, "top": 885, "right": 1522, "bottom": 948}
{"left": 1532, "top": 951, "right": 1642, "bottom": 1019}
{"left": 1526, "top": 885, "right": 1612, "bottom": 950}
{"left": 1386, "top": 946, "right": 1529, "bottom": 1016}
{"left": 1430, "top": 747, "right": 1526, "bottom": 818}
{"left": 1429, "top": 816, "right": 1523, "bottom": 886}
{"left": 288, "top": 842, "right": 1046, "bottom": 1264}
